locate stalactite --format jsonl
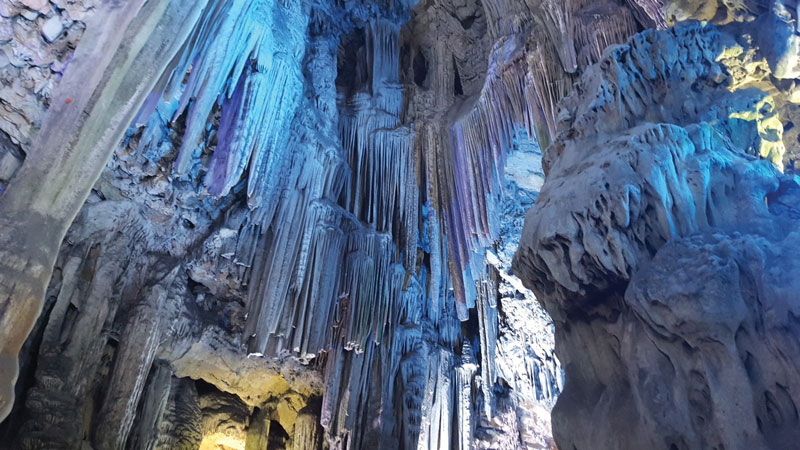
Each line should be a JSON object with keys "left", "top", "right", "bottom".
{"left": 244, "top": 409, "right": 270, "bottom": 450}
{"left": 245, "top": 199, "right": 345, "bottom": 356}
{"left": 416, "top": 348, "right": 455, "bottom": 450}
{"left": 338, "top": 19, "right": 418, "bottom": 272}
{"left": 368, "top": 19, "right": 401, "bottom": 101}
{"left": 397, "top": 345, "right": 426, "bottom": 449}
{"left": 243, "top": 194, "right": 410, "bottom": 359}
{"left": 93, "top": 267, "right": 179, "bottom": 450}
{"left": 416, "top": 124, "right": 451, "bottom": 323}
{"left": 537, "top": 0, "right": 583, "bottom": 73}
{"left": 435, "top": 0, "right": 647, "bottom": 321}
{"left": 15, "top": 203, "right": 155, "bottom": 449}
{"left": 341, "top": 227, "right": 402, "bottom": 351}
{"left": 320, "top": 340, "right": 379, "bottom": 450}
{"left": 133, "top": 0, "right": 310, "bottom": 215}
{"left": 525, "top": 32, "right": 576, "bottom": 140}
{"left": 573, "top": 3, "right": 639, "bottom": 69}
{"left": 233, "top": 36, "right": 351, "bottom": 355}
{"left": 444, "top": 34, "right": 538, "bottom": 313}
{"left": 455, "top": 343, "right": 478, "bottom": 450}
{"left": 126, "top": 363, "right": 174, "bottom": 450}
{"left": 338, "top": 104, "right": 416, "bottom": 256}
{"left": 626, "top": 0, "right": 668, "bottom": 29}
{"left": 475, "top": 270, "right": 498, "bottom": 420}
{"left": 0, "top": 0, "right": 657, "bottom": 447}
{"left": 155, "top": 378, "right": 203, "bottom": 449}
{"left": 481, "top": 0, "right": 534, "bottom": 38}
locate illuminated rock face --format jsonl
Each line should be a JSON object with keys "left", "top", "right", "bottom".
{"left": 0, "top": 0, "right": 570, "bottom": 448}
{"left": 4, "top": 0, "right": 797, "bottom": 449}
{"left": 514, "top": 19, "right": 800, "bottom": 450}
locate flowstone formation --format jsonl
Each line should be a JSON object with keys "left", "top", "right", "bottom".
{"left": 7, "top": 0, "right": 796, "bottom": 449}
{"left": 0, "top": 0, "right": 584, "bottom": 448}
{"left": 514, "top": 11, "right": 800, "bottom": 450}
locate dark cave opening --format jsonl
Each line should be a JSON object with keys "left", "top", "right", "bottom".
{"left": 268, "top": 421, "right": 291, "bottom": 449}
{"left": 336, "top": 27, "right": 368, "bottom": 97}
{"left": 462, "top": 307, "right": 481, "bottom": 365}
{"left": 460, "top": 14, "right": 477, "bottom": 30}
{"left": 413, "top": 50, "right": 429, "bottom": 88}
{"left": 453, "top": 56, "right": 464, "bottom": 96}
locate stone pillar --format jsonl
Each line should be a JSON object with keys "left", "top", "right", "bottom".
{"left": 292, "top": 412, "right": 322, "bottom": 450}
{"left": 245, "top": 408, "right": 271, "bottom": 450}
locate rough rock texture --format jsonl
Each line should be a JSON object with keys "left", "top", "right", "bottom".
{"left": 0, "top": 0, "right": 91, "bottom": 154}
{"left": 0, "top": 0, "right": 210, "bottom": 424}
{"left": 475, "top": 138, "right": 561, "bottom": 450}
{"left": 0, "top": 0, "right": 746, "bottom": 449}
{"left": 514, "top": 16, "right": 800, "bottom": 450}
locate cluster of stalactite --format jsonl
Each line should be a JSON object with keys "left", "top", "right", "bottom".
{"left": 3, "top": 0, "right": 484, "bottom": 447}
{"left": 435, "top": 0, "right": 668, "bottom": 322}
{"left": 0, "top": 0, "right": 698, "bottom": 449}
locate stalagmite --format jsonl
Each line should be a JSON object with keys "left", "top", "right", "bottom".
{"left": 151, "top": 378, "right": 203, "bottom": 449}
{"left": 93, "top": 267, "right": 180, "bottom": 450}
{"left": 455, "top": 344, "right": 478, "bottom": 450}
{"left": 126, "top": 363, "right": 173, "bottom": 450}
{"left": 293, "top": 411, "right": 323, "bottom": 450}
{"left": 475, "top": 272, "right": 498, "bottom": 419}
{"left": 244, "top": 409, "right": 270, "bottom": 450}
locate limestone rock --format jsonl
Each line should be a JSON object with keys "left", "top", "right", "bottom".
{"left": 514, "top": 19, "right": 800, "bottom": 450}
{"left": 0, "top": 1, "right": 89, "bottom": 150}
{"left": 3, "top": 0, "right": 752, "bottom": 449}
{"left": 40, "top": 15, "right": 61, "bottom": 42}
{"left": 21, "top": 0, "right": 48, "bottom": 14}
{"left": 759, "top": 0, "right": 800, "bottom": 79}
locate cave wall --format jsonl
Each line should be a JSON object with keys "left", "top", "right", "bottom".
{"left": 0, "top": 0, "right": 569, "bottom": 447}
{"left": 7, "top": 0, "right": 793, "bottom": 450}
{"left": 514, "top": 2, "right": 800, "bottom": 449}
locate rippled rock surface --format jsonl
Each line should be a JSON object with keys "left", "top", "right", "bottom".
{"left": 515, "top": 19, "right": 800, "bottom": 450}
